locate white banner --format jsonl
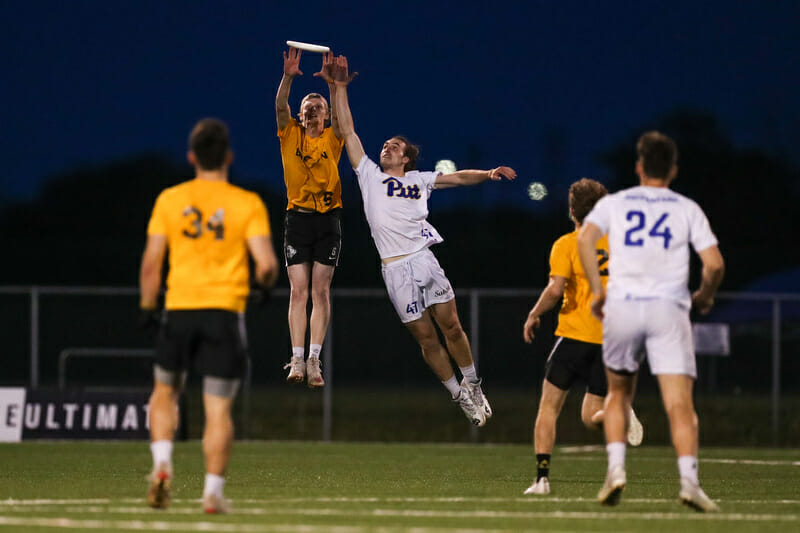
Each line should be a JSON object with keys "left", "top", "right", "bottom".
{"left": 0, "top": 388, "right": 26, "bottom": 442}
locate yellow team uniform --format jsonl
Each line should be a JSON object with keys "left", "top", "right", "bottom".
{"left": 278, "top": 118, "right": 344, "bottom": 212}
{"left": 549, "top": 231, "right": 609, "bottom": 344}
{"left": 147, "top": 179, "right": 271, "bottom": 313}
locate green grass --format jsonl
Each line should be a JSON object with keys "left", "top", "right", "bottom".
{"left": 0, "top": 441, "right": 798, "bottom": 532}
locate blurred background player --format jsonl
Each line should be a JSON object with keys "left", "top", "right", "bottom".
{"left": 578, "top": 131, "right": 724, "bottom": 512}
{"left": 275, "top": 47, "right": 344, "bottom": 388}
{"left": 139, "top": 118, "right": 279, "bottom": 513}
{"left": 522, "top": 178, "right": 643, "bottom": 496}
{"left": 329, "top": 54, "right": 516, "bottom": 426}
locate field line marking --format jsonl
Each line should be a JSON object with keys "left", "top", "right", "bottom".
{"left": 3, "top": 506, "right": 798, "bottom": 522}
{"left": 3, "top": 496, "right": 799, "bottom": 506}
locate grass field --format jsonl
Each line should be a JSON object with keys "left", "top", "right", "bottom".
{"left": 0, "top": 441, "right": 798, "bottom": 532}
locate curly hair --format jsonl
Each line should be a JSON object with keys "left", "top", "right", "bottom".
{"left": 569, "top": 178, "right": 608, "bottom": 224}
{"left": 391, "top": 135, "right": 419, "bottom": 172}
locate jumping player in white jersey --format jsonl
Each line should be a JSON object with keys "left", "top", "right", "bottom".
{"left": 577, "top": 131, "right": 725, "bottom": 512}
{"left": 326, "top": 54, "right": 516, "bottom": 426}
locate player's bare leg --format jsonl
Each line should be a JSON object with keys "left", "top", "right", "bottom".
{"left": 524, "top": 380, "right": 568, "bottom": 495}
{"left": 147, "top": 381, "right": 179, "bottom": 509}
{"left": 598, "top": 369, "right": 635, "bottom": 506}
{"left": 430, "top": 300, "right": 492, "bottom": 419}
{"left": 580, "top": 392, "right": 605, "bottom": 431}
{"left": 406, "top": 311, "right": 485, "bottom": 426}
{"left": 202, "top": 393, "right": 234, "bottom": 513}
{"left": 307, "top": 262, "right": 334, "bottom": 388}
{"left": 405, "top": 311, "right": 454, "bottom": 381}
{"left": 286, "top": 263, "right": 312, "bottom": 383}
{"left": 657, "top": 374, "right": 718, "bottom": 512}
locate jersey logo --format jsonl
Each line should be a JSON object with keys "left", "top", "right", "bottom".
{"left": 295, "top": 148, "right": 328, "bottom": 162}
{"left": 383, "top": 177, "right": 421, "bottom": 199}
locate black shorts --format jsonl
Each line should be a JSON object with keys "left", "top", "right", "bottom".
{"left": 283, "top": 208, "right": 342, "bottom": 266}
{"left": 544, "top": 337, "right": 607, "bottom": 396}
{"left": 155, "top": 310, "right": 248, "bottom": 380}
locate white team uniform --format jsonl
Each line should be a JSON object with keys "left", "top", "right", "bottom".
{"left": 584, "top": 185, "right": 718, "bottom": 377}
{"left": 355, "top": 155, "right": 454, "bottom": 322}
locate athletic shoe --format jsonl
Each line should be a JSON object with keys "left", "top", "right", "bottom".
{"left": 460, "top": 378, "right": 492, "bottom": 419}
{"left": 523, "top": 477, "right": 550, "bottom": 495}
{"left": 597, "top": 466, "right": 626, "bottom": 506}
{"left": 284, "top": 357, "right": 305, "bottom": 384}
{"left": 679, "top": 478, "right": 720, "bottom": 512}
{"left": 146, "top": 463, "right": 172, "bottom": 509}
{"left": 627, "top": 408, "right": 644, "bottom": 447}
{"left": 306, "top": 357, "right": 325, "bottom": 388}
{"left": 453, "top": 387, "right": 486, "bottom": 427}
{"left": 202, "top": 493, "right": 231, "bottom": 514}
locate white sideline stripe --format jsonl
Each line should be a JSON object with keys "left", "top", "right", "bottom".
{"left": 3, "top": 496, "right": 800, "bottom": 506}
{"left": 4, "top": 507, "right": 797, "bottom": 523}
{"left": 0, "top": 516, "right": 580, "bottom": 533}
{"left": 561, "top": 456, "right": 800, "bottom": 466}
{"left": 704, "top": 459, "right": 800, "bottom": 467}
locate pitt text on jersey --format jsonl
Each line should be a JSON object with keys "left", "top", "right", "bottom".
{"left": 383, "top": 177, "right": 421, "bottom": 199}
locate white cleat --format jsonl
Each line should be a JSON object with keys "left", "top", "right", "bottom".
{"left": 524, "top": 477, "right": 550, "bottom": 495}
{"left": 597, "top": 466, "right": 626, "bottom": 506}
{"left": 627, "top": 408, "right": 644, "bottom": 446}
{"left": 453, "top": 387, "right": 486, "bottom": 427}
{"left": 679, "top": 478, "right": 720, "bottom": 513}
{"left": 203, "top": 493, "right": 231, "bottom": 514}
{"left": 306, "top": 357, "right": 325, "bottom": 388}
{"left": 460, "top": 378, "right": 492, "bottom": 419}
{"left": 284, "top": 357, "right": 305, "bottom": 384}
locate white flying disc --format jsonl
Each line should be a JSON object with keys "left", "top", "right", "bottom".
{"left": 286, "top": 40, "right": 330, "bottom": 53}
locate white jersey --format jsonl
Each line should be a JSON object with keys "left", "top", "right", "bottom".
{"left": 585, "top": 185, "right": 717, "bottom": 309}
{"left": 355, "top": 155, "right": 444, "bottom": 259}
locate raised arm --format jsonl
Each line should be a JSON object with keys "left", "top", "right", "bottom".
{"left": 329, "top": 55, "right": 365, "bottom": 168}
{"left": 434, "top": 166, "right": 517, "bottom": 189}
{"left": 313, "top": 52, "right": 341, "bottom": 138}
{"left": 276, "top": 47, "right": 303, "bottom": 130}
{"left": 577, "top": 222, "right": 605, "bottom": 319}
{"left": 691, "top": 245, "right": 725, "bottom": 314}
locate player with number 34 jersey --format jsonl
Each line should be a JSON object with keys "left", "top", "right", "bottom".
{"left": 147, "top": 179, "right": 271, "bottom": 312}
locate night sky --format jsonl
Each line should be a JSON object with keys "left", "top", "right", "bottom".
{"left": 3, "top": 1, "right": 799, "bottom": 210}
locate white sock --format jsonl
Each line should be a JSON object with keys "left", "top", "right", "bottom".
{"left": 443, "top": 376, "right": 461, "bottom": 398}
{"left": 678, "top": 455, "right": 699, "bottom": 483}
{"left": 309, "top": 344, "right": 322, "bottom": 360}
{"left": 459, "top": 364, "right": 478, "bottom": 384}
{"left": 292, "top": 347, "right": 305, "bottom": 360}
{"left": 606, "top": 441, "right": 626, "bottom": 472}
{"left": 150, "top": 440, "right": 173, "bottom": 468}
{"left": 203, "top": 473, "right": 225, "bottom": 497}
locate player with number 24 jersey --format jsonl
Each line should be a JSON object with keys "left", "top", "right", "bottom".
{"left": 585, "top": 186, "right": 717, "bottom": 309}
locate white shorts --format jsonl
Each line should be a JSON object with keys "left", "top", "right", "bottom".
{"left": 381, "top": 248, "right": 454, "bottom": 323}
{"left": 602, "top": 298, "right": 696, "bottom": 378}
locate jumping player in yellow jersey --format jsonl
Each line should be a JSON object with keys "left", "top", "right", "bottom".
{"left": 276, "top": 47, "right": 345, "bottom": 388}
{"left": 139, "top": 118, "right": 279, "bottom": 513}
{"left": 522, "top": 178, "right": 643, "bottom": 496}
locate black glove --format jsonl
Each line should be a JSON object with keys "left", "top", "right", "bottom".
{"left": 249, "top": 284, "right": 272, "bottom": 306}
{"left": 138, "top": 307, "right": 161, "bottom": 334}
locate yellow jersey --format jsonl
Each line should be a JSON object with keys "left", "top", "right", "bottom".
{"left": 549, "top": 230, "right": 609, "bottom": 344}
{"left": 278, "top": 118, "right": 344, "bottom": 212}
{"left": 147, "top": 179, "right": 271, "bottom": 312}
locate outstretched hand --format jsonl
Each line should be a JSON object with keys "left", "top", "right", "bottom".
{"left": 321, "top": 55, "right": 358, "bottom": 86}
{"left": 489, "top": 166, "right": 517, "bottom": 181}
{"left": 313, "top": 51, "right": 336, "bottom": 83}
{"left": 283, "top": 47, "right": 303, "bottom": 77}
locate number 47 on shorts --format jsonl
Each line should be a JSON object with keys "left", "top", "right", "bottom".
{"left": 406, "top": 301, "right": 419, "bottom": 314}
